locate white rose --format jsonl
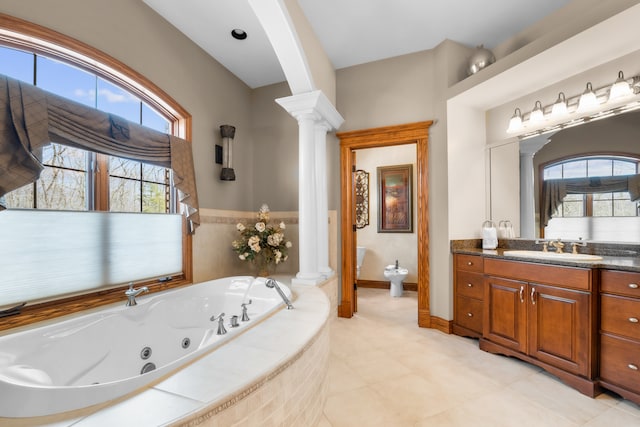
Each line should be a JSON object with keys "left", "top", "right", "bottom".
{"left": 236, "top": 223, "right": 245, "bottom": 232}
{"left": 279, "top": 221, "right": 286, "bottom": 230}
{"left": 255, "top": 222, "right": 266, "bottom": 232}
{"left": 286, "top": 241, "right": 292, "bottom": 248}
{"left": 248, "top": 235, "right": 261, "bottom": 252}
{"left": 239, "top": 254, "right": 246, "bottom": 260}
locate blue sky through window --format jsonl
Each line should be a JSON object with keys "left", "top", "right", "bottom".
{"left": 0, "top": 45, "right": 169, "bottom": 132}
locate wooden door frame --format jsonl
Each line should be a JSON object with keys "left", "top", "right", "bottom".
{"left": 337, "top": 121, "right": 432, "bottom": 327}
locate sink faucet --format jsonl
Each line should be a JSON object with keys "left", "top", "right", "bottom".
{"left": 265, "top": 278, "right": 294, "bottom": 310}
{"left": 549, "top": 238, "right": 565, "bottom": 253}
{"left": 125, "top": 283, "right": 149, "bottom": 306}
{"left": 535, "top": 239, "right": 550, "bottom": 252}
{"left": 571, "top": 238, "right": 587, "bottom": 254}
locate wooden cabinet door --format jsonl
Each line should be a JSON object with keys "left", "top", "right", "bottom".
{"left": 528, "top": 283, "right": 590, "bottom": 376}
{"left": 483, "top": 276, "right": 527, "bottom": 353}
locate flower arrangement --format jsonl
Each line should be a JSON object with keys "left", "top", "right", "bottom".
{"left": 232, "top": 204, "right": 292, "bottom": 274}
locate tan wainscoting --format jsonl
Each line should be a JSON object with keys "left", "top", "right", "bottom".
{"left": 357, "top": 279, "right": 418, "bottom": 292}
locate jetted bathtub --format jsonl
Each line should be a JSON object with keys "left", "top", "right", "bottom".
{"left": 0, "top": 276, "right": 293, "bottom": 418}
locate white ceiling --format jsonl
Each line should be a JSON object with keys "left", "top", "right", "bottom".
{"left": 143, "top": 0, "right": 572, "bottom": 89}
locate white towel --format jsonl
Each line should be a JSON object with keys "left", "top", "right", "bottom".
{"left": 482, "top": 226, "right": 498, "bottom": 249}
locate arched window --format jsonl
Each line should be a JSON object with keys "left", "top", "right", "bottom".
{"left": 543, "top": 155, "right": 640, "bottom": 217}
{"left": 1, "top": 42, "right": 173, "bottom": 212}
{"left": 542, "top": 154, "right": 640, "bottom": 242}
{"left": 0, "top": 14, "right": 193, "bottom": 330}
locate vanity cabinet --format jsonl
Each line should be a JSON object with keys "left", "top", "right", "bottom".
{"left": 599, "top": 270, "right": 640, "bottom": 405}
{"left": 481, "top": 258, "right": 597, "bottom": 396}
{"left": 453, "top": 254, "right": 484, "bottom": 337}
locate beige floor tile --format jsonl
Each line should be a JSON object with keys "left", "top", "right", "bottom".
{"left": 323, "top": 386, "right": 406, "bottom": 427}
{"left": 583, "top": 405, "right": 640, "bottom": 427}
{"left": 368, "top": 373, "right": 459, "bottom": 422}
{"left": 327, "top": 356, "right": 367, "bottom": 395}
{"left": 315, "top": 414, "right": 333, "bottom": 427}
{"left": 342, "top": 347, "right": 413, "bottom": 384}
{"left": 415, "top": 388, "right": 579, "bottom": 427}
{"left": 324, "top": 288, "right": 636, "bottom": 427}
{"left": 508, "top": 371, "right": 613, "bottom": 425}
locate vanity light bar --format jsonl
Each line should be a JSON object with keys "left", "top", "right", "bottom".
{"left": 507, "top": 71, "right": 640, "bottom": 139}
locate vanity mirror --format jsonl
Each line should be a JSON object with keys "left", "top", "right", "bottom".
{"left": 517, "top": 109, "right": 640, "bottom": 242}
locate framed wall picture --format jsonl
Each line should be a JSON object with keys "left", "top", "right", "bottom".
{"left": 354, "top": 169, "right": 369, "bottom": 229}
{"left": 377, "top": 164, "right": 413, "bottom": 233}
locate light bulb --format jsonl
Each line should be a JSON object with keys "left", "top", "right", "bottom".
{"left": 577, "top": 82, "right": 599, "bottom": 113}
{"left": 609, "top": 71, "right": 633, "bottom": 101}
{"left": 551, "top": 92, "right": 568, "bottom": 117}
{"left": 506, "top": 108, "right": 523, "bottom": 133}
{"left": 529, "top": 101, "right": 545, "bottom": 123}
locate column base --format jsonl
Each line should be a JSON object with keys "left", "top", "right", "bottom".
{"left": 292, "top": 272, "right": 324, "bottom": 286}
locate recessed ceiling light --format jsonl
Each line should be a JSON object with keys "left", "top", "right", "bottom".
{"left": 231, "top": 29, "right": 247, "bottom": 40}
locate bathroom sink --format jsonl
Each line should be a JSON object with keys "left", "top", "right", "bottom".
{"left": 502, "top": 250, "right": 603, "bottom": 262}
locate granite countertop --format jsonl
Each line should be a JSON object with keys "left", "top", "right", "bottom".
{"left": 451, "top": 239, "right": 640, "bottom": 272}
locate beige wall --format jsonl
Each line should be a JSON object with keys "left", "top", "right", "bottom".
{"left": 356, "top": 145, "right": 417, "bottom": 283}
{"left": 336, "top": 41, "right": 471, "bottom": 319}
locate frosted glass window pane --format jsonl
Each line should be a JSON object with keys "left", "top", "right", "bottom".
{"left": 0, "top": 210, "right": 182, "bottom": 308}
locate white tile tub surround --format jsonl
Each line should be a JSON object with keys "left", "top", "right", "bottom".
{"left": 0, "top": 279, "right": 332, "bottom": 427}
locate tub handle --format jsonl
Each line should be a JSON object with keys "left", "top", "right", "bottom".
{"left": 241, "top": 299, "right": 252, "bottom": 322}
{"left": 210, "top": 313, "right": 227, "bottom": 335}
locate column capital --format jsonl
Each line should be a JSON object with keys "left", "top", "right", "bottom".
{"left": 276, "top": 90, "right": 344, "bottom": 131}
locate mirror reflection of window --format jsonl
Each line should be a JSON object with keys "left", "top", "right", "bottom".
{"left": 543, "top": 156, "right": 640, "bottom": 219}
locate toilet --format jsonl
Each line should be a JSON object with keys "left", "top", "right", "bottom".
{"left": 383, "top": 264, "right": 408, "bottom": 297}
{"left": 356, "top": 246, "right": 366, "bottom": 279}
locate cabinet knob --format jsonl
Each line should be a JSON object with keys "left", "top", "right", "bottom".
{"left": 467, "top": 283, "right": 473, "bottom": 287}
{"left": 467, "top": 312, "right": 473, "bottom": 317}
{"left": 629, "top": 317, "right": 639, "bottom": 323}
{"left": 629, "top": 283, "right": 639, "bottom": 289}
{"left": 629, "top": 364, "right": 639, "bottom": 371}
{"left": 467, "top": 261, "right": 473, "bottom": 266}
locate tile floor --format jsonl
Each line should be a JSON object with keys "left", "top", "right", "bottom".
{"left": 318, "top": 288, "right": 640, "bottom": 427}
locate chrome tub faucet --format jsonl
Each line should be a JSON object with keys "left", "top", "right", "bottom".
{"left": 125, "top": 283, "right": 149, "bottom": 306}
{"left": 265, "top": 278, "right": 294, "bottom": 310}
{"left": 210, "top": 313, "right": 227, "bottom": 335}
{"left": 241, "top": 299, "right": 252, "bottom": 322}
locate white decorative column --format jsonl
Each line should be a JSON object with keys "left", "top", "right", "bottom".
{"left": 277, "top": 91, "right": 344, "bottom": 285}
{"left": 315, "top": 122, "right": 332, "bottom": 277}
